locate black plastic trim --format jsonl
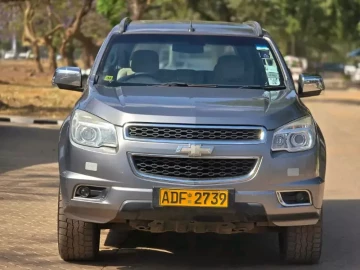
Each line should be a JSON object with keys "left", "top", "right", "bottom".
{"left": 119, "top": 17, "right": 131, "bottom": 33}
{"left": 268, "top": 212, "right": 320, "bottom": 222}
{"left": 243, "top": 21, "right": 263, "bottom": 37}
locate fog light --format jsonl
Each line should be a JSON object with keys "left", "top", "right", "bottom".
{"left": 78, "top": 186, "right": 91, "bottom": 198}
{"left": 295, "top": 192, "right": 307, "bottom": 203}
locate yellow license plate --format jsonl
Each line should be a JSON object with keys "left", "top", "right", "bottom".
{"left": 159, "top": 189, "right": 229, "bottom": 208}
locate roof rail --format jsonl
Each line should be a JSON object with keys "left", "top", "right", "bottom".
{"left": 243, "top": 21, "right": 263, "bottom": 37}
{"left": 119, "top": 17, "right": 131, "bottom": 33}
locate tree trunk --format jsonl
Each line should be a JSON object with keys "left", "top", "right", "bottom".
{"left": 23, "top": 0, "right": 62, "bottom": 73}
{"left": 31, "top": 43, "right": 43, "bottom": 73}
{"left": 60, "top": 40, "right": 76, "bottom": 66}
{"left": 57, "top": 0, "right": 93, "bottom": 67}
{"left": 291, "top": 35, "right": 296, "bottom": 56}
{"left": 75, "top": 32, "right": 99, "bottom": 69}
{"left": 47, "top": 44, "right": 57, "bottom": 72}
{"left": 81, "top": 51, "right": 90, "bottom": 70}
{"left": 128, "top": 0, "right": 151, "bottom": 20}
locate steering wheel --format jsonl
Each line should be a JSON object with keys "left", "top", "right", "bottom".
{"left": 118, "top": 72, "right": 160, "bottom": 83}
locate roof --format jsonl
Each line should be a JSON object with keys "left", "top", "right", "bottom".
{"left": 115, "top": 19, "right": 265, "bottom": 37}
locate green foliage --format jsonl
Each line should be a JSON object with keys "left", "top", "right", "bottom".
{"left": 96, "top": 0, "right": 127, "bottom": 26}
{"left": 1, "top": 0, "right": 359, "bottom": 63}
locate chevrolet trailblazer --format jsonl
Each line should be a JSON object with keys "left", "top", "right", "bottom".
{"left": 53, "top": 19, "right": 326, "bottom": 264}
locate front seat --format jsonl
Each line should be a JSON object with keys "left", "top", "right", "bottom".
{"left": 213, "top": 55, "right": 248, "bottom": 85}
{"left": 117, "top": 50, "right": 159, "bottom": 80}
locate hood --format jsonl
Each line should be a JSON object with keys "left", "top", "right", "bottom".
{"left": 80, "top": 85, "right": 309, "bottom": 130}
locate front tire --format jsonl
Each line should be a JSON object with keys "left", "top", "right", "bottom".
{"left": 279, "top": 217, "right": 322, "bottom": 264}
{"left": 57, "top": 189, "right": 100, "bottom": 261}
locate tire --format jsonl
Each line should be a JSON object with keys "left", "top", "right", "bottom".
{"left": 279, "top": 217, "right": 322, "bottom": 264}
{"left": 57, "top": 189, "right": 100, "bottom": 261}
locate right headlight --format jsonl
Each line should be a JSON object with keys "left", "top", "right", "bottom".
{"left": 271, "top": 116, "right": 316, "bottom": 152}
{"left": 70, "top": 110, "right": 117, "bottom": 148}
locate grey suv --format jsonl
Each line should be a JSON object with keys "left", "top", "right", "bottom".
{"left": 53, "top": 19, "right": 326, "bottom": 264}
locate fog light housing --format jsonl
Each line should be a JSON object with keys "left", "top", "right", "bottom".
{"left": 75, "top": 186, "right": 108, "bottom": 199}
{"left": 276, "top": 190, "right": 311, "bottom": 206}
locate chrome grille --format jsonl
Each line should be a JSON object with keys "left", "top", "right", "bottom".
{"left": 132, "top": 156, "right": 257, "bottom": 179}
{"left": 126, "top": 125, "right": 263, "bottom": 141}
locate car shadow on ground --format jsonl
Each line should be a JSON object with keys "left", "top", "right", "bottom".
{"left": 68, "top": 200, "right": 360, "bottom": 270}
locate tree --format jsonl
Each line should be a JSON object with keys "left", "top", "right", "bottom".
{"left": 186, "top": 0, "right": 234, "bottom": 21}
{"left": 96, "top": 0, "right": 127, "bottom": 26}
{"left": 0, "top": 2, "right": 23, "bottom": 51}
{"left": 55, "top": 0, "right": 95, "bottom": 67}
{"left": 2, "top": 0, "right": 358, "bottom": 70}
{"left": 97, "top": 0, "right": 156, "bottom": 24}
{"left": 22, "top": 0, "right": 63, "bottom": 73}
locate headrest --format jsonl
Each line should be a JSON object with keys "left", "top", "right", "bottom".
{"left": 131, "top": 50, "right": 159, "bottom": 73}
{"left": 214, "top": 55, "right": 245, "bottom": 81}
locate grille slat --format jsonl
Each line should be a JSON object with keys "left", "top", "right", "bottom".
{"left": 127, "top": 126, "right": 262, "bottom": 141}
{"left": 132, "top": 156, "right": 257, "bottom": 179}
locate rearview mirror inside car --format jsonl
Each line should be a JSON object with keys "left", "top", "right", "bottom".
{"left": 52, "top": 66, "right": 83, "bottom": 92}
{"left": 172, "top": 43, "right": 204, "bottom": 54}
{"left": 298, "top": 74, "right": 325, "bottom": 98}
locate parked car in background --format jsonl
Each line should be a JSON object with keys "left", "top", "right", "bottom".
{"left": 18, "top": 50, "right": 34, "bottom": 59}
{"left": 3, "top": 50, "right": 17, "bottom": 59}
{"left": 320, "top": 62, "right": 345, "bottom": 73}
{"left": 344, "top": 64, "right": 357, "bottom": 76}
{"left": 284, "top": 55, "right": 307, "bottom": 83}
{"left": 349, "top": 63, "right": 360, "bottom": 83}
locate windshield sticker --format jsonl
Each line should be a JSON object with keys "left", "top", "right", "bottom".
{"left": 256, "top": 45, "right": 280, "bottom": 86}
{"left": 256, "top": 45, "right": 268, "bottom": 50}
{"left": 104, "top": 75, "right": 113, "bottom": 82}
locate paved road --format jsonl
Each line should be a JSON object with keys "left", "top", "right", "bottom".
{"left": 1, "top": 91, "right": 360, "bottom": 269}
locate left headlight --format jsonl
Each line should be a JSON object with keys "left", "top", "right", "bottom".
{"left": 71, "top": 110, "right": 117, "bottom": 148}
{"left": 271, "top": 116, "right": 315, "bottom": 152}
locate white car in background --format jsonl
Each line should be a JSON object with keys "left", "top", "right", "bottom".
{"left": 3, "top": 50, "right": 17, "bottom": 59}
{"left": 284, "top": 55, "right": 307, "bottom": 83}
{"left": 349, "top": 63, "right": 360, "bottom": 82}
{"left": 18, "top": 50, "right": 34, "bottom": 59}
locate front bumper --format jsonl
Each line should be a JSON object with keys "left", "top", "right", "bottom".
{"left": 60, "top": 171, "right": 323, "bottom": 227}
{"left": 59, "top": 121, "right": 325, "bottom": 228}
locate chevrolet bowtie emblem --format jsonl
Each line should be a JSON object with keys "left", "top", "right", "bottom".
{"left": 176, "top": 144, "right": 214, "bottom": 157}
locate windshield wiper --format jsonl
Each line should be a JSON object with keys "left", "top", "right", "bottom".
{"left": 151, "top": 82, "right": 287, "bottom": 90}
{"left": 263, "top": 85, "right": 287, "bottom": 90}
{"left": 157, "top": 82, "right": 218, "bottom": 87}
{"left": 231, "top": 85, "right": 287, "bottom": 90}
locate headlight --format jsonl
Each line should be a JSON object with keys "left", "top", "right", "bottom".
{"left": 271, "top": 116, "right": 315, "bottom": 152}
{"left": 71, "top": 110, "right": 117, "bottom": 148}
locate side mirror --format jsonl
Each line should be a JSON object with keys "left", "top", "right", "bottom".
{"left": 298, "top": 74, "right": 325, "bottom": 98}
{"left": 52, "top": 66, "right": 83, "bottom": 91}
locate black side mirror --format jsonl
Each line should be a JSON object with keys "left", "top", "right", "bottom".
{"left": 52, "top": 66, "right": 83, "bottom": 92}
{"left": 298, "top": 74, "right": 325, "bottom": 98}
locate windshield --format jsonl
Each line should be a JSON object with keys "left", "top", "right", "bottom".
{"left": 96, "top": 34, "right": 284, "bottom": 87}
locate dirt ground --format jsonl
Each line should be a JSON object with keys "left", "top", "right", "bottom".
{"left": 0, "top": 60, "right": 81, "bottom": 118}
